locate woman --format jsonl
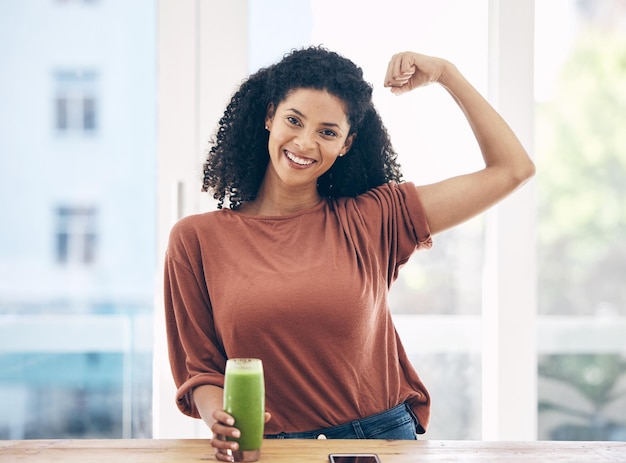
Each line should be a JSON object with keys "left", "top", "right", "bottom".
{"left": 164, "top": 46, "right": 534, "bottom": 460}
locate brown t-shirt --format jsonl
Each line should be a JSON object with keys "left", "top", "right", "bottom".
{"left": 164, "top": 182, "right": 433, "bottom": 434}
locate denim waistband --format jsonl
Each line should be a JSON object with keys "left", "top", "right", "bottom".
{"left": 264, "top": 402, "right": 418, "bottom": 439}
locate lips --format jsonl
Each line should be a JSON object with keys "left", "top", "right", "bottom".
{"left": 284, "top": 150, "right": 316, "bottom": 167}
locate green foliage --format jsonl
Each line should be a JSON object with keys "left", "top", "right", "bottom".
{"left": 536, "top": 27, "right": 626, "bottom": 315}
{"left": 538, "top": 353, "right": 626, "bottom": 440}
{"left": 539, "top": 354, "right": 626, "bottom": 410}
{"left": 537, "top": 17, "right": 626, "bottom": 441}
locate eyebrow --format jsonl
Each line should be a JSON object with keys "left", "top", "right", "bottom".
{"left": 287, "top": 108, "right": 343, "bottom": 129}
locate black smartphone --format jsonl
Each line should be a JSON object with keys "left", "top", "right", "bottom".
{"left": 328, "top": 454, "right": 382, "bottom": 463}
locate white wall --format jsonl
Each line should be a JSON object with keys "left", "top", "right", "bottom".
{"left": 154, "top": 0, "right": 249, "bottom": 438}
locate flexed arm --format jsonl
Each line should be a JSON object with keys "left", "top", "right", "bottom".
{"left": 384, "top": 52, "right": 535, "bottom": 235}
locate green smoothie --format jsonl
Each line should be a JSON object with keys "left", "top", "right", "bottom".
{"left": 223, "top": 359, "right": 265, "bottom": 452}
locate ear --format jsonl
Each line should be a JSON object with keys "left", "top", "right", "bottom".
{"left": 340, "top": 133, "right": 356, "bottom": 156}
{"left": 265, "top": 103, "right": 275, "bottom": 129}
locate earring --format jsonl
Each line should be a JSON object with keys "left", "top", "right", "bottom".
{"left": 265, "top": 125, "right": 269, "bottom": 131}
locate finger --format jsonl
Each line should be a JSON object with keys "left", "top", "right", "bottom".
{"left": 211, "top": 422, "right": 241, "bottom": 440}
{"left": 214, "top": 446, "right": 235, "bottom": 462}
{"left": 384, "top": 52, "right": 404, "bottom": 86}
{"left": 211, "top": 433, "right": 240, "bottom": 448}
{"left": 387, "top": 54, "right": 406, "bottom": 86}
{"left": 383, "top": 56, "right": 396, "bottom": 87}
{"left": 213, "top": 410, "right": 236, "bottom": 426}
{"left": 211, "top": 435, "right": 239, "bottom": 457}
{"left": 399, "top": 53, "right": 416, "bottom": 75}
{"left": 385, "top": 53, "right": 415, "bottom": 88}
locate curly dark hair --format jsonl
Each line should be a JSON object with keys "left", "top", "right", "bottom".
{"left": 202, "top": 45, "right": 403, "bottom": 209}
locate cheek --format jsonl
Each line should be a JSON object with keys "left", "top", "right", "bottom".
{"left": 267, "top": 135, "right": 288, "bottom": 163}
{"left": 267, "top": 133, "right": 280, "bottom": 153}
{"left": 325, "top": 143, "right": 344, "bottom": 158}
{"left": 268, "top": 128, "right": 288, "bottom": 148}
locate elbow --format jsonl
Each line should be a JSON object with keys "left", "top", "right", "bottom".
{"left": 521, "top": 157, "right": 536, "bottom": 183}
{"left": 510, "top": 155, "right": 536, "bottom": 188}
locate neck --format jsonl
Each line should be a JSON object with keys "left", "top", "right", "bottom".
{"left": 240, "top": 180, "right": 322, "bottom": 216}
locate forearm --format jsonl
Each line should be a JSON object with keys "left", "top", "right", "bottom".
{"left": 384, "top": 51, "right": 536, "bottom": 234}
{"left": 193, "top": 384, "right": 225, "bottom": 429}
{"left": 437, "top": 61, "right": 535, "bottom": 183}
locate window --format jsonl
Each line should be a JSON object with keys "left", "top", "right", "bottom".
{"left": 535, "top": 0, "right": 626, "bottom": 441}
{"left": 55, "top": 206, "right": 98, "bottom": 265}
{"left": 5, "top": 0, "right": 622, "bottom": 442}
{"left": 0, "top": 1, "right": 156, "bottom": 439}
{"left": 54, "top": 70, "right": 99, "bottom": 134}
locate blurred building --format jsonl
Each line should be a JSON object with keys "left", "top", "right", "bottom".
{"left": 0, "top": 0, "right": 156, "bottom": 438}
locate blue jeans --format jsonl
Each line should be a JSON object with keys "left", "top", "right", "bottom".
{"left": 264, "top": 403, "right": 419, "bottom": 440}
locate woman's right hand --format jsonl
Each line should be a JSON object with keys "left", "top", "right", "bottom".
{"left": 210, "top": 409, "right": 272, "bottom": 462}
{"left": 210, "top": 409, "right": 241, "bottom": 462}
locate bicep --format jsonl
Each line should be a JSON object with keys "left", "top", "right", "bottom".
{"left": 416, "top": 166, "right": 524, "bottom": 235}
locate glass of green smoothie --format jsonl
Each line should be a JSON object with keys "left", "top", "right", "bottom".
{"left": 223, "top": 358, "right": 265, "bottom": 462}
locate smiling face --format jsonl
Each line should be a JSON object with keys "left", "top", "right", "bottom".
{"left": 264, "top": 88, "right": 355, "bottom": 195}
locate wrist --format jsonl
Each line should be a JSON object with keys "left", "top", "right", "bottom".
{"left": 435, "top": 59, "right": 457, "bottom": 86}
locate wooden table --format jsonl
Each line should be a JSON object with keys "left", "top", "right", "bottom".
{"left": 1, "top": 438, "right": 625, "bottom": 462}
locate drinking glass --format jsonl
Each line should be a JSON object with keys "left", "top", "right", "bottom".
{"left": 223, "top": 358, "right": 265, "bottom": 462}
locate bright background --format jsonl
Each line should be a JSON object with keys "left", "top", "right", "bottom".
{"left": 1, "top": 0, "right": 624, "bottom": 441}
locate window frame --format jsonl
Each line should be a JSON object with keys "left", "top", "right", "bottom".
{"left": 55, "top": 206, "right": 98, "bottom": 266}
{"left": 481, "top": 0, "right": 537, "bottom": 440}
{"left": 53, "top": 70, "right": 99, "bottom": 135}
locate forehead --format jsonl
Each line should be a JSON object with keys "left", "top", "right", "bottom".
{"left": 277, "top": 88, "right": 350, "bottom": 125}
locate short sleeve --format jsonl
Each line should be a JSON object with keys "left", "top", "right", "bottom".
{"left": 339, "top": 182, "right": 432, "bottom": 285}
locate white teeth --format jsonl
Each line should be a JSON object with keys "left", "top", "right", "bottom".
{"left": 285, "top": 150, "right": 314, "bottom": 166}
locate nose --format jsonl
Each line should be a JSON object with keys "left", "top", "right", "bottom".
{"left": 294, "top": 129, "right": 316, "bottom": 151}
